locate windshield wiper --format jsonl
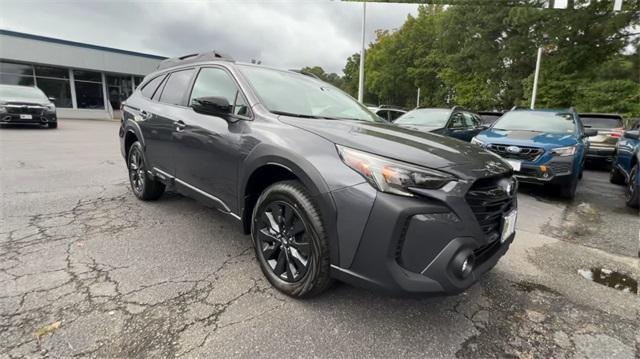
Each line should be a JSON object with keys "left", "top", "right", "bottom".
{"left": 272, "top": 111, "right": 366, "bottom": 122}
{"left": 271, "top": 111, "right": 323, "bottom": 119}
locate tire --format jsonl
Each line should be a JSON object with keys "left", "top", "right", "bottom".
{"left": 624, "top": 164, "right": 639, "bottom": 209}
{"left": 610, "top": 165, "right": 625, "bottom": 185}
{"left": 48, "top": 122, "right": 58, "bottom": 129}
{"left": 251, "top": 180, "right": 332, "bottom": 298}
{"left": 127, "top": 141, "right": 165, "bottom": 201}
{"left": 559, "top": 176, "right": 578, "bottom": 199}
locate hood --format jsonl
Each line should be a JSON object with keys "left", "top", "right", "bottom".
{"left": 1, "top": 97, "right": 48, "bottom": 106}
{"left": 279, "top": 117, "right": 511, "bottom": 180}
{"left": 476, "top": 129, "right": 578, "bottom": 150}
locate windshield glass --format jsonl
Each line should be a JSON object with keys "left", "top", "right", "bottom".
{"left": 492, "top": 111, "right": 576, "bottom": 134}
{"left": 394, "top": 109, "right": 451, "bottom": 127}
{"left": 238, "top": 65, "right": 381, "bottom": 122}
{"left": 0, "top": 85, "right": 47, "bottom": 102}
{"left": 580, "top": 116, "right": 623, "bottom": 129}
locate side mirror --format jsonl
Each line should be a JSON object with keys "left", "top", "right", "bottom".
{"left": 623, "top": 130, "right": 640, "bottom": 140}
{"left": 191, "top": 96, "right": 232, "bottom": 117}
{"left": 583, "top": 129, "right": 598, "bottom": 137}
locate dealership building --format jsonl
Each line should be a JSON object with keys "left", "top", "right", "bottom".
{"left": 0, "top": 29, "right": 166, "bottom": 120}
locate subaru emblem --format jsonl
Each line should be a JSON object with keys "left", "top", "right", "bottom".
{"left": 506, "top": 146, "right": 521, "bottom": 154}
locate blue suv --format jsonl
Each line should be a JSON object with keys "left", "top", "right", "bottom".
{"left": 610, "top": 121, "right": 640, "bottom": 208}
{"left": 471, "top": 108, "right": 596, "bottom": 198}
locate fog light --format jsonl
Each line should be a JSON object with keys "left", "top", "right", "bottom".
{"left": 452, "top": 250, "right": 475, "bottom": 279}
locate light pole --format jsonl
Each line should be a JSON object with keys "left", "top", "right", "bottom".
{"left": 530, "top": 47, "right": 543, "bottom": 110}
{"left": 357, "top": 1, "right": 366, "bottom": 103}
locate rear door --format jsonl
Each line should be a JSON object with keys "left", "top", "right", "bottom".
{"left": 130, "top": 74, "right": 176, "bottom": 173}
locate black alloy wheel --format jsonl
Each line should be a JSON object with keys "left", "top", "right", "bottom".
{"left": 129, "top": 146, "right": 146, "bottom": 196}
{"left": 251, "top": 180, "right": 332, "bottom": 298}
{"left": 625, "top": 164, "right": 639, "bottom": 208}
{"left": 256, "top": 201, "right": 311, "bottom": 282}
{"left": 127, "top": 141, "right": 165, "bottom": 201}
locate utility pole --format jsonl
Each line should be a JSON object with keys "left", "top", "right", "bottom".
{"left": 531, "top": 47, "right": 543, "bottom": 110}
{"left": 416, "top": 88, "right": 420, "bottom": 108}
{"left": 357, "top": 1, "right": 366, "bottom": 103}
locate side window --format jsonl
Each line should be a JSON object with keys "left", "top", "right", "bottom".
{"left": 462, "top": 112, "right": 476, "bottom": 127}
{"left": 159, "top": 69, "right": 195, "bottom": 106}
{"left": 190, "top": 67, "right": 251, "bottom": 117}
{"left": 140, "top": 75, "right": 165, "bottom": 99}
{"left": 389, "top": 111, "right": 404, "bottom": 122}
{"left": 376, "top": 110, "right": 389, "bottom": 121}
{"left": 450, "top": 112, "right": 465, "bottom": 128}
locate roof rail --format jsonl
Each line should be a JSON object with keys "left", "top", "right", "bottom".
{"left": 156, "top": 51, "right": 234, "bottom": 70}
{"left": 379, "top": 105, "right": 406, "bottom": 110}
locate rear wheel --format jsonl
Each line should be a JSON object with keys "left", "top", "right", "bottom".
{"left": 251, "top": 180, "right": 332, "bottom": 298}
{"left": 127, "top": 141, "right": 165, "bottom": 201}
{"left": 610, "top": 165, "right": 625, "bottom": 185}
{"left": 624, "top": 164, "right": 639, "bottom": 209}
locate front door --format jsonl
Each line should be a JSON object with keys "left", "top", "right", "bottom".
{"left": 173, "top": 66, "right": 252, "bottom": 212}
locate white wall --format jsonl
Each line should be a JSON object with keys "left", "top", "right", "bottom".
{"left": 0, "top": 34, "right": 162, "bottom": 75}
{"left": 57, "top": 108, "right": 112, "bottom": 120}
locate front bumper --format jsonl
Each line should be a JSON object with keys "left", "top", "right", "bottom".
{"left": 512, "top": 156, "right": 576, "bottom": 185}
{"left": 330, "top": 175, "right": 517, "bottom": 295}
{"left": 0, "top": 112, "right": 57, "bottom": 124}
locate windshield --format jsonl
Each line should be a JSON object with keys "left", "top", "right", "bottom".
{"left": 394, "top": 109, "right": 451, "bottom": 127}
{"left": 0, "top": 85, "right": 47, "bottom": 102}
{"left": 580, "top": 116, "right": 623, "bottom": 129}
{"left": 492, "top": 111, "right": 576, "bottom": 134}
{"left": 238, "top": 65, "right": 381, "bottom": 122}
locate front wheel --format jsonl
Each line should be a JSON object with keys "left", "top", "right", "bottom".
{"left": 559, "top": 177, "right": 578, "bottom": 199}
{"left": 625, "top": 164, "right": 639, "bottom": 209}
{"left": 127, "top": 141, "right": 165, "bottom": 201}
{"left": 610, "top": 165, "right": 625, "bottom": 185}
{"left": 251, "top": 180, "right": 332, "bottom": 298}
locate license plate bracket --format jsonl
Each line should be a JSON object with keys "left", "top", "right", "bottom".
{"left": 19, "top": 114, "right": 33, "bottom": 120}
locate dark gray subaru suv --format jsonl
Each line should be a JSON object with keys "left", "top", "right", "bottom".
{"left": 119, "top": 52, "right": 517, "bottom": 298}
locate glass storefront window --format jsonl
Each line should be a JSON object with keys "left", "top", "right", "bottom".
{"left": 106, "top": 74, "right": 133, "bottom": 109}
{"left": 0, "top": 61, "right": 34, "bottom": 76}
{"left": 36, "top": 78, "right": 72, "bottom": 108}
{"left": 74, "top": 82, "right": 104, "bottom": 109}
{"left": 73, "top": 70, "right": 104, "bottom": 109}
{"left": 35, "top": 65, "right": 69, "bottom": 79}
{"left": 0, "top": 73, "right": 35, "bottom": 86}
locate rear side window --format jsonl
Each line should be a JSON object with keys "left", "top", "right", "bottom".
{"left": 159, "top": 69, "right": 195, "bottom": 106}
{"left": 581, "top": 116, "right": 623, "bottom": 129}
{"left": 140, "top": 75, "right": 165, "bottom": 98}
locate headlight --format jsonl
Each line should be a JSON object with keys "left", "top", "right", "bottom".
{"left": 336, "top": 145, "right": 456, "bottom": 196}
{"left": 471, "top": 137, "right": 485, "bottom": 147}
{"left": 45, "top": 104, "right": 56, "bottom": 112}
{"left": 551, "top": 145, "right": 577, "bottom": 157}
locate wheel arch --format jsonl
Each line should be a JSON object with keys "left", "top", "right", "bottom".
{"left": 239, "top": 150, "right": 340, "bottom": 265}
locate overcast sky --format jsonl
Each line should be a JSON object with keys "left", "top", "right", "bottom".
{"left": 0, "top": 0, "right": 419, "bottom": 74}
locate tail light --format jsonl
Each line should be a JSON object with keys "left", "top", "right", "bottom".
{"left": 610, "top": 128, "right": 624, "bottom": 139}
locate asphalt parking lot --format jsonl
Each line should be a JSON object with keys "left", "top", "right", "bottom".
{"left": 1, "top": 120, "right": 638, "bottom": 358}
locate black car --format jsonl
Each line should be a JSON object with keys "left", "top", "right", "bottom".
{"left": 477, "top": 111, "right": 504, "bottom": 126}
{"left": 119, "top": 52, "right": 517, "bottom": 298}
{"left": 0, "top": 84, "right": 58, "bottom": 128}
{"left": 394, "top": 107, "right": 486, "bottom": 142}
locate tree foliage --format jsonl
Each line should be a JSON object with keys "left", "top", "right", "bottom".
{"left": 334, "top": 1, "right": 640, "bottom": 117}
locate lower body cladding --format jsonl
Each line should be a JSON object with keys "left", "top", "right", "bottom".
{"left": 329, "top": 176, "right": 517, "bottom": 295}
{"left": 0, "top": 112, "right": 57, "bottom": 125}
{"left": 512, "top": 156, "right": 576, "bottom": 186}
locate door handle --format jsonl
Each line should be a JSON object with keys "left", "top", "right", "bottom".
{"left": 140, "top": 110, "right": 152, "bottom": 120}
{"left": 176, "top": 120, "right": 186, "bottom": 132}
